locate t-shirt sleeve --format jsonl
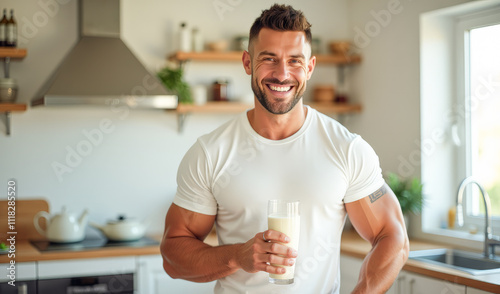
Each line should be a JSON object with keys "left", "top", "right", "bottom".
{"left": 343, "top": 136, "right": 385, "bottom": 203}
{"left": 173, "top": 140, "right": 218, "bottom": 215}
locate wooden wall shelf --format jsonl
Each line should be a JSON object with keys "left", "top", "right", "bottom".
{"left": 0, "top": 48, "right": 28, "bottom": 136}
{"left": 0, "top": 103, "right": 27, "bottom": 112}
{"left": 177, "top": 101, "right": 251, "bottom": 114}
{"left": 169, "top": 51, "right": 361, "bottom": 65}
{"left": 170, "top": 51, "right": 244, "bottom": 62}
{"left": 169, "top": 50, "right": 362, "bottom": 132}
{"left": 0, "top": 47, "right": 27, "bottom": 59}
{"left": 0, "top": 103, "right": 27, "bottom": 136}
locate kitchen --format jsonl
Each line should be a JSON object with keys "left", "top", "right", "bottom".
{"left": 1, "top": 0, "right": 500, "bottom": 293}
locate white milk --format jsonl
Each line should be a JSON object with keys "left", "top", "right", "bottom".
{"left": 268, "top": 215, "right": 300, "bottom": 280}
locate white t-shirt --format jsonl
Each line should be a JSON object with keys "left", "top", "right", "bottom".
{"left": 174, "top": 106, "right": 384, "bottom": 294}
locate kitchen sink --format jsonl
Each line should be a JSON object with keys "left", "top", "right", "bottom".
{"left": 408, "top": 248, "right": 500, "bottom": 275}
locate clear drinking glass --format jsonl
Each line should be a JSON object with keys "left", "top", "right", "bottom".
{"left": 267, "top": 200, "right": 300, "bottom": 285}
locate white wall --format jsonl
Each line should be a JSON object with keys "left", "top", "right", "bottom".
{"left": 346, "top": 0, "right": 470, "bottom": 237}
{"left": 120, "top": 0, "right": 351, "bottom": 102}
{"left": 0, "top": 0, "right": 350, "bottom": 234}
{"left": 346, "top": 0, "right": 469, "bottom": 176}
{"left": 0, "top": 0, "right": 475, "bottom": 235}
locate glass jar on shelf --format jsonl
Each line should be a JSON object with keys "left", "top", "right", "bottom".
{"left": 213, "top": 79, "right": 229, "bottom": 101}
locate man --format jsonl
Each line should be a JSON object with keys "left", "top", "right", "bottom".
{"left": 161, "top": 4, "right": 409, "bottom": 293}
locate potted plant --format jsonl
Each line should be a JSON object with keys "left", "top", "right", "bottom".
{"left": 157, "top": 66, "right": 193, "bottom": 104}
{"left": 386, "top": 172, "right": 424, "bottom": 226}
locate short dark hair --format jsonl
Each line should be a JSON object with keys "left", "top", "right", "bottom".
{"left": 249, "top": 4, "right": 312, "bottom": 50}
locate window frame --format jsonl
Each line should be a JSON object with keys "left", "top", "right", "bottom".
{"left": 418, "top": 1, "right": 500, "bottom": 250}
{"left": 454, "top": 8, "right": 500, "bottom": 229}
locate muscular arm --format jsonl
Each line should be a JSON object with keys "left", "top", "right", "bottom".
{"left": 345, "top": 183, "right": 409, "bottom": 294}
{"left": 160, "top": 203, "right": 297, "bottom": 283}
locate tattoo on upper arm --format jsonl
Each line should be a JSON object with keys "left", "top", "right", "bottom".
{"left": 368, "top": 186, "right": 387, "bottom": 203}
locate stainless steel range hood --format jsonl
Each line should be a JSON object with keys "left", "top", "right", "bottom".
{"left": 32, "top": 0, "right": 177, "bottom": 109}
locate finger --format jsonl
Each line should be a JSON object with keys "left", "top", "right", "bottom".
{"left": 264, "top": 263, "right": 288, "bottom": 275}
{"left": 264, "top": 229, "right": 291, "bottom": 243}
{"left": 253, "top": 261, "right": 285, "bottom": 274}
{"left": 267, "top": 253, "right": 296, "bottom": 267}
{"left": 253, "top": 255, "right": 293, "bottom": 274}
{"left": 261, "top": 231, "right": 269, "bottom": 242}
{"left": 253, "top": 250, "right": 296, "bottom": 265}
{"left": 266, "top": 242, "right": 298, "bottom": 258}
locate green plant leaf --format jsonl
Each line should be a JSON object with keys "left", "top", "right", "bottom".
{"left": 385, "top": 172, "right": 423, "bottom": 215}
{"left": 157, "top": 66, "right": 193, "bottom": 104}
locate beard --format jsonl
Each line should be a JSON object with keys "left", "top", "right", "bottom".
{"left": 251, "top": 76, "right": 305, "bottom": 115}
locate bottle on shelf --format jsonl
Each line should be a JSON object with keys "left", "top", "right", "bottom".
{"left": 192, "top": 27, "right": 203, "bottom": 52}
{"left": 335, "top": 82, "right": 348, "bottom": 104}
{"left": 178, "top": 22, "right": 191, "bottom": 52}
{"left": 213, "top": 79, "right": 229, "bottom": 101}
{"left": 0, "top": 9, "right": 7, "bottom": 47}
{"left": 6, "top": 9, "right": 17, "bottom": 47}
{"left": 335, "top": 67, "right": 349, "bottom": 104}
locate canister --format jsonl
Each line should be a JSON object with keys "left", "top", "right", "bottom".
{"left": 213, "top": 79, "right": 228, "bottom": 101}
{"left": 0, "top": 78, "right": 18, "bottom": 102}
{"left": 191, "top": 85, "right": 207, "bottom": 105}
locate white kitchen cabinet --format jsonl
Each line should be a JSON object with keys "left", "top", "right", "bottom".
{"left": 137, "top": 254, "right": 216, "bottom": 294}
{"left": 340, "top": 255, "right": 363, "bottom": 294}
{"left": 0, "top": 262, "right": 37, "bottom": 294}
{"left": 37, "top": 256, "right": 136, "bottom": 280}
{"left": 341, "top": 256, "right": 466, "bottom": 294}
{"left": 394, "top": 271, "right": 465, "bottom": 294}
{"left": 0, "top": 261, "right": 36, "bottom": 282}
{"left": 37, "top": 256, "right": 136, "bottom": 293}
{"left": 466, "top": 288, "right": 496, "bottom": 294}
{"left": 340, "top": 255, "right": 397, "bottom": 294}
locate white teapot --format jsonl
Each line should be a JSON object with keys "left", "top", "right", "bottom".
{"left": 34, "top": 207, "right": 88, "bottom": 243}
{"left": 90, "top": 215, "right": 148, "bottom": 242}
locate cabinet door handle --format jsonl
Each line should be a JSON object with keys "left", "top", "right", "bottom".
{"left": 397, "top": 276, "right": 406, "bottom": 294}
{"left": 409, "top": 278, "right": 415, "bottom": 294}
{"left": 17, "top": 283, "right": 28, "bottom": 294}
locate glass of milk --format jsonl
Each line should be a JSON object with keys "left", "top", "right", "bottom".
{"left": 267, "top": 200, "right": 300, "bottom": 285}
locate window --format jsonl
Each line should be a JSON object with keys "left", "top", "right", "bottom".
{"left": 467, "top": 24, "right": 500, "bottom": 218}
{"left": 456, "top": 10, "right": 500, "bottom": 227}
{"left": 420, "top": 3, "right": 500, "bottom": 244}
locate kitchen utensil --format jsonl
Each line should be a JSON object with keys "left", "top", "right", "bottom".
{"left": 33, "top": 207, "right": 89, "bottom": 243}
{"left": 90, "top": 215, "right": 148, "bottom": 242}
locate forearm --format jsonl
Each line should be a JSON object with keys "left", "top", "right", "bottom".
{"left": 161, "top": 236, "right": 242, "bottom": 283}
{"left": 352, "top": 232, "right": 409, "bottom": 294}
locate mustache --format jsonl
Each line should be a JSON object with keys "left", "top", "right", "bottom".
{"left": 262, "top": 78, "right": 297, "bottom": 86}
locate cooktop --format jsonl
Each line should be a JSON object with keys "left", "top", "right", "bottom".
{"left": 30, "top": 235, "right": 159, "bottom": 252}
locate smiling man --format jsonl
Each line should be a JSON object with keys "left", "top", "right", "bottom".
{"left": 247, "top": 29, "right": 312, "bottom": 115}
{"left": 244, "top": 26, "right": 314, "bottom": 140}
{"left": 161, "top": 4, "right": 409, "bottom": 294}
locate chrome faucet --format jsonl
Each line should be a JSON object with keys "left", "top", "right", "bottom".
{"left": 456, "top": 176, "right": 500, "bottom": 258}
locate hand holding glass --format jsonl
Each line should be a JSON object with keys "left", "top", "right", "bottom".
{"left": 267, "top": 200, "right": 300, "bottom": 285}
